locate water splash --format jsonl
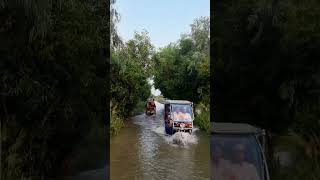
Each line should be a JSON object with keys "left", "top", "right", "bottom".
{"left": 152, "top": 126, "right": 198, "bottom": 147}
{"left": 170, "top": 132, "right": 198, "bottom": 146}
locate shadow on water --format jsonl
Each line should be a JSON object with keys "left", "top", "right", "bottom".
{"left": 61, "top": 166, "right": 108, "bottom": 180}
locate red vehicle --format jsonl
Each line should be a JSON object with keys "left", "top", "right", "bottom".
{"left": 145, "top": 99, "right": 156, "bottom": 115}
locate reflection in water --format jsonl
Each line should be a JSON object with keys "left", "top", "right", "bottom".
{"left": 110, "top": 102, "right": 209, "bottom": 180}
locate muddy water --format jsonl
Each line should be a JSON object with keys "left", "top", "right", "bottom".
{"left": 110, "top": 102, "right": 210, "bottom": 180}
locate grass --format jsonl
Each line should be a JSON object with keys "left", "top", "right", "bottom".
{"left": 110, "top": 100, "right": 145, "bottom": 136}
{"left": 194, "top": 103, "right": 210, "bottom": 133}
{"left": 110, "top": 107, "right": 124, "bottom": 136}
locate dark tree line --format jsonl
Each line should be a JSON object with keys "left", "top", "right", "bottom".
{"left": 213, "top": 0, "right": 320, "bottom": 133}
{"left": 1, "top": 0, "right": 109, "bottom": 179}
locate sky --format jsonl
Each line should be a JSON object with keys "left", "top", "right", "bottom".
{"left": 114, "top": 0, "right": 210, "bottom": 96}
{"left": 115, "top": 0, "right": 210, "bottom": 49}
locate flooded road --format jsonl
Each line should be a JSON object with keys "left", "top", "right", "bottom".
{"left": 110, "top": 102, "right": 210, "bottom": 180}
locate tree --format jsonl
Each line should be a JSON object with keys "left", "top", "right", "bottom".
{"left": 1, "top": 0, "right": 108, "bottom": 178}
{"left": 110, "top": 31, "right": 153, "bottom": 122}
{"left": 190, "top": 16, "right": 210, "bottom": 54}
{"left": 111, "top": 0, "right": 122, "bottom": 49}
{"left": 153, "top": 17, "right": 210, "bottom": 104}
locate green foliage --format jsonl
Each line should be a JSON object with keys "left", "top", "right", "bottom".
{"left": 110, "top": 0, "right": 153, "bottom": 136}
{"left": 213, "top": 0, "right": 320, "bottom": 133}
{"left": 110, "top": 106, "right": 124, "bottom": 136}
{"left": 110, "top": 30, "right": 153, "bottom": 134}
{"left": 1, "top": 0, "right": 108, "bottom": 179}
{"left": 131, "top": 100, "right": 147, "bottom": 116}
{"left": 153, "top": 17, "right": 210, "bottom": 105}
{"left": 126, "top": 31, "right": 155, "bottom": 77}
{"left": 194, "top": 108, "right": 211, "bottom": 133}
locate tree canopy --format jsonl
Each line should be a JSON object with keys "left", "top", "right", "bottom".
{"left": 111, "top": 30, "right": 153, "bottom": 119}
{"left": 153, "top": 16, "right": 210, "bottom": 105}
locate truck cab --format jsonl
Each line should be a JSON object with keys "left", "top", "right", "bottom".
{"left": 164, "top": 100, "right": 194, "bottom": 135}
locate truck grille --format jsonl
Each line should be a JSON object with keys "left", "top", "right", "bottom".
{"left": 174, "top": 122, "right": 192, "bottom": 128}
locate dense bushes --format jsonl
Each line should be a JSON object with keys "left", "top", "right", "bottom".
{"left": 194, "top": 103, "right": 210, "bottom": 133}
{"left": 1, "top": 0, "right": 108, "bottom": 179}
{"left": 110, "top": 105, "right": 124, "bottom": 136}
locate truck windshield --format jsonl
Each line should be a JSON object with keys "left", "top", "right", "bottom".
{"left": 171, "top": 104, "right": 193, "bottom": 121}
{"left": 211, "top": 134, "right": 264, "bottom": 180}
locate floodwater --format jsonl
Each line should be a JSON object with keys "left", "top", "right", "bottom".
{"left": 110, "top": 102, "right": 210, "bottom": 180}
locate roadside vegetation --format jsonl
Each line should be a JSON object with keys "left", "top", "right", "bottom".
{"left": 110, "top": 1, "right": 153, "bottom": 136}
{"left": 194, "top": 103, "right": 210, "bottom": 133}
{"left": 131, "top": 100, "right": 147, "bottom": 116}
{"left": 214, "top": 0, "right": 320, "bottom": 178}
